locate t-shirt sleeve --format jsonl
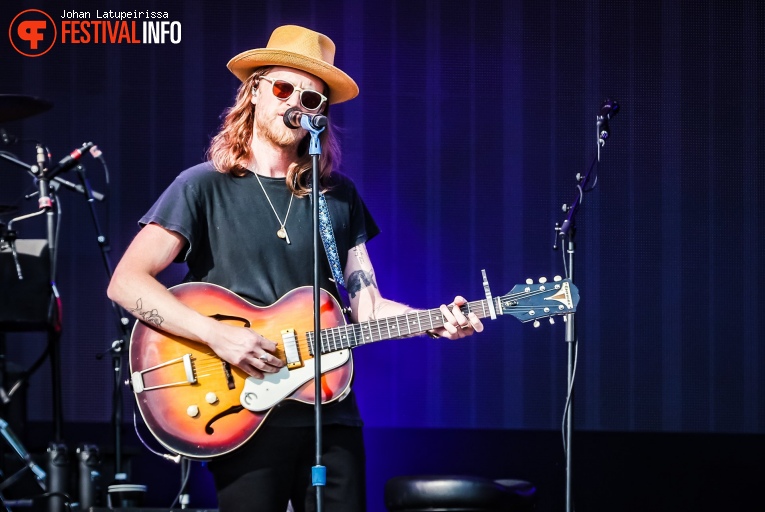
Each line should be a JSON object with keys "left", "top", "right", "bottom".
{"left": 325, "top": 174, "right": 380, "bottom": 274}
{"left": 349, "top": 188, "right": 380, "bottom": 248}
{"left": 138, "top": 169, "right": 201, "bottom": 262}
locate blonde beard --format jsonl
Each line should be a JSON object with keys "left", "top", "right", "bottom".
{"left": 254, "top": 108, "right": 303, "bottom": 149}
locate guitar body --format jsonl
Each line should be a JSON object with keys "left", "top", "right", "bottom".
{"left": 129, "top": 282, "right": 352, "bottom": 459}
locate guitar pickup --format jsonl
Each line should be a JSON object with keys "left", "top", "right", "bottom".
{"left": 281, "top": 329, "right": 303, "bottom": 369}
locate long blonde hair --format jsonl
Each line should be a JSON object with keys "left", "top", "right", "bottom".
{"left": 206, "top": 67, "right": 341, "bottom": 196}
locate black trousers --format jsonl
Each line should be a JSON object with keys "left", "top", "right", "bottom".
{"left": 208, "top": 425, "right": 366, "bottom": 512}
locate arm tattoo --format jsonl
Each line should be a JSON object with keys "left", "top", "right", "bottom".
{"left": 352, "top": 246, "right": 366, "bottom": 266}
{"left": 346, "top": 270, "right": 377, "bottom": 299}
{"left": 130, "top": 298, "right": 164, "bottom": 327}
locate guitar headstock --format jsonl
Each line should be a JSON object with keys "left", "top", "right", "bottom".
{"left": 500, "top": 276, "right": 579, "bottom": 325}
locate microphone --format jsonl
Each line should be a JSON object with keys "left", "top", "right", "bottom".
{"left": 598, "top": 99, "right": 619, "bottom": 140}
{"left": 283, "top": 107, "right": 328, "bottom": 130}
{"left": 45, "top": 141, "right": 95, "bottom": 181}
{"left": 599, "top": 98, "right": 620, "bottom": 120}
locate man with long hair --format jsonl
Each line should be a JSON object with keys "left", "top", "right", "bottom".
{"left": 108, "top": 25, "right": 482, "bottom": 512}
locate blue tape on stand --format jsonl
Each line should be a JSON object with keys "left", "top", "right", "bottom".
{"left": 312, "top": 465, "right": 326, "bottom": 486}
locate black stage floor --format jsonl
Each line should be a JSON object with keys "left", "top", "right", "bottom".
{"left": 3, "top": 423, "right": 762, "bottom": 512}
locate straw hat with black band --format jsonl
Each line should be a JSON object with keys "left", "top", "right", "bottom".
{"left": 227, "top": 25, "right": 359, "bottom": 105}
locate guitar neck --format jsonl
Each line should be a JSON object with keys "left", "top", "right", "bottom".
{"left": 308, "top": 299, "right": 496, "bottom": 356}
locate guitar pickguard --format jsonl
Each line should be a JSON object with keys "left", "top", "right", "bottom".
{"left": 240, "top": 350, "right": 351, "bottom": 411}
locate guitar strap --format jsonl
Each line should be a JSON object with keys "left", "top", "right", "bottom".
{"left": 318, "top": 193, "right": 352, "bottom": 316}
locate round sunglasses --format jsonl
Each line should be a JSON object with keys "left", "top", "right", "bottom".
{"left": 258, "top": 76, "right": 328, "bottom": 111}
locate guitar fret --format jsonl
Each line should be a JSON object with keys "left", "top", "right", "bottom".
{"left": 376, "top": 318, "right": 384, "bottom": 342}
{"left": 395, "top": 316, "right": 402, "bottom": 337}
{"left": 416, "top": 313, "right": 423, "bottom": 333}
{"left": 365, "top": 322, "right": 374, "bottom": 343}
{"left": 386, "top": 318, "right": 392, "bottom": 339}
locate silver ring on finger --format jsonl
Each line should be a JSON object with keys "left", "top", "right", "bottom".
{"left": 259, "top": 354, "right": 269, "bottom": 361}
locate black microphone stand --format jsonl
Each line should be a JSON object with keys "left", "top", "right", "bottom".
{"left": 0, "top": 146, "right": 64, "bottom": 442}
{"left": 1, "top": 145, "right": 112, "bottom": 444}
{"left": 74, "top": 162, "right": 132, "bottom": 479}
{"left": 555, "top": 100, "right": 618, "bottom": 512}
{"left": 302, "top": 115, "right": 327, "bottom": 512}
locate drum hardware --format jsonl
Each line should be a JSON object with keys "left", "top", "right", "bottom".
{"left": 0, "top": 95, "right": 52, "bottom": 124}
{"left": 1, "top": 94, "right": 125, "bottom": 502}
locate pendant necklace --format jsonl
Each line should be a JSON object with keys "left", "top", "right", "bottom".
{"left": 254, "top": 173, "right": 294, "bottom": 244}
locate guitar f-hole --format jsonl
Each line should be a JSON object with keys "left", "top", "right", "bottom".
{"left": 209, "top": 313, "right": 251, "bottom": 327}
{"left": 205, "top": 405, "right": 245, "bottom": 435}
{"left": 208, "top": 314, "right": 250, "bottom": 389}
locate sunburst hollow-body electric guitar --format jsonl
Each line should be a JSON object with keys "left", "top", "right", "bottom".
{"left": 129, "top": 272, "right": 579, "bottom": 458}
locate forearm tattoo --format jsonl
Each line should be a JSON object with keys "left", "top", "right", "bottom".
{"left": 130, "top": 298, "right": 164, "bottom": 327}
{"left": 347, "top": 270, "right": 377, "bottom": 298}
{"left": 352, "top": 246, "right": 366, "bottom": 266}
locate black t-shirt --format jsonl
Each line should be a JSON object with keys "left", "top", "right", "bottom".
{"left": 139, "top": 161, "right": 380, "bottom": 426}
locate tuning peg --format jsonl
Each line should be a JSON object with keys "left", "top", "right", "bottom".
{"left": 533, "top": 320, "right": 540, "bottom": 328}
{"left": 549, "top": 317, "right": 555, "bottom": 325}
{"left": 526, "top": 278, "right": 533, "bottom": 285}
{"left": 539, "top": 277, "right": 547, "bottom": 284}
{"left": 553, "top": 275, "right": 562, "bottom": 282}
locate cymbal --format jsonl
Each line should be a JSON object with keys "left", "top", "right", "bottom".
{"left": 0, "top": 94, "right": 53, "bottom": 123}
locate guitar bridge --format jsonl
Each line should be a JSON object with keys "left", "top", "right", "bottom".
{"left": 131, "top": 353, "right": 197, "bottom": 394}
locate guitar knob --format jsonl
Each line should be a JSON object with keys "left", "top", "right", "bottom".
{"left": 186, "top": 405, "right": 199, "bottom": 418}
{"left": 205, "top": 392, "right": 218, "bottom": 404}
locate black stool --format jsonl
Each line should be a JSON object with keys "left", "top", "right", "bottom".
{"left": 385, "top": 475, "right": 537, "bottom": 511}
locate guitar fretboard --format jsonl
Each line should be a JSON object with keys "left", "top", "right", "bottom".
{"left": 306, "top": 298, "right": 498, "bottom": 355}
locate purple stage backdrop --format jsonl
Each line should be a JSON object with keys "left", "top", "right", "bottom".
{"left": 0, "top": 0, "right": 763, "bottom": 446}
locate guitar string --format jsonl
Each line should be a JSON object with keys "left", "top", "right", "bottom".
{"left": 165, "top": 288, "right": 566, "bottom": 370}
